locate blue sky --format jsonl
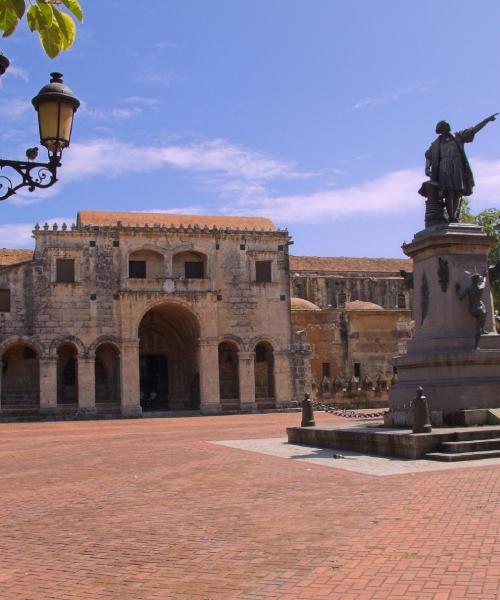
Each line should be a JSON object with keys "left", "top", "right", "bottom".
{"left": 0, "top": 0, "right": 499, "bottom": 257}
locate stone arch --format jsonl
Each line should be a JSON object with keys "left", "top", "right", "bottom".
{"left": 138, "top": 302, "right": 201, "bottom": 411}
{"left": 127, "top": 244, "right": 169, "bottom": 258}
{"left": 248, "top": 334, "right": 280, "bottom": 353}
{"left": 172, "top": 250, "right": 208, "bottom": 279}
{"left": 0, "top": 336, "right": 44, "bottom": 359}
{"left": 95, "top": 342, "right": 121, "bottom": 411}
{"left": 128, "top": 247, "right": 166, "bottom": 279}
{"left": 49, "top": 335, "right": 85, "bottom": 359}
{"left": 254, "top": 340, "right": 275, "bottom": 407}
{"left": 218, "top": 340, "right": 240, "bottom": 409}
{"left": 87, "top": 335, "right": 121, "bottom": 359}
{"left": 138, "top": 297, "right": 203, "bottom": 331}
{"left": 219, "top": 334, "right": 244, "bottom": 351}
{"left": 1, "top": 340, "right": 40, "bottom": 413}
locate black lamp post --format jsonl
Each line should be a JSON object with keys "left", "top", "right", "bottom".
{"left": 0, "top": 72, "right": 79, "bottom": 201}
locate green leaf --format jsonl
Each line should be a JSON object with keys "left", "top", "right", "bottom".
{"left": 0, "top": 4, "right": 19, "bottom": 37}
{"left": 52, "top": 6, "right": 75, "bottom": 49}
{"left": 26, "top": 4, "right": 38, "bottom": 31}
{"left": 39, "top": 21, "right": 62, "bottom": 57}
{"left": 34, "top": 1, "right": 53, "bottom": 29}
{"left": 59, "top": 0, "right": 82, "bottom": 23}
{"left": 7, "top": 0, "right": 25, "bottom": 20}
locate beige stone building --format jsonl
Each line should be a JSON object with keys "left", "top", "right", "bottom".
{"left": 289, "top": 256, "right": 414, "bottom": 393}
{"left": 0, "top": 211, "right": 308, "bottom": 417}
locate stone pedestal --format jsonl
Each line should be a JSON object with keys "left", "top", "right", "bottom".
{"left": 389, "top": 223, "right": 500, "bottom": 418}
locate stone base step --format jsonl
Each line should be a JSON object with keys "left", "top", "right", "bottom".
{"left": 426, "top": 448, "right": 500, "bottom": 462}
{"left": 440, "top": 437, "right": 500, "bottom": 453}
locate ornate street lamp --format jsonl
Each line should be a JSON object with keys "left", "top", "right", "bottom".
{"left": 0, "top": 72, "right": 79, "bottom": 201}
{"left": 0, "top": 52, "right": 9, "bottom": 76}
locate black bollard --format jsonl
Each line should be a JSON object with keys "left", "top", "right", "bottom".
{"left": 301, "top": 393, "right": 316, "bottom": 427}
{"left": 412, "top": 387, "right": 432, "bottom": 433}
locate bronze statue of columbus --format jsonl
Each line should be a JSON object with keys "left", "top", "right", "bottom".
{"left": 419, "top": 114, "right": 497, "bottom": 224}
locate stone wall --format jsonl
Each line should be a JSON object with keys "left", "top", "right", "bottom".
{"left": 291, "top": 305, "right": 413, "bottom": 404}
{"left": 0, "top": 213, "right": 302, "bottom": 417}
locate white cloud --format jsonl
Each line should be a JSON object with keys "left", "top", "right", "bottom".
{"left": 135, "top": 69, "right": 182, "bottom": 88}
{"left": 60, "top": 138, "right": 304, "bottom": 183}
{"left": 6, "top": 134, "right": 498, "bottom": 231}
{"left": 0, "top": 218, "right": 72, "bottom": 248}
{"left": 469, "top": 158, "right": 500, "bottom": 209}
{"left": 222, "top": 168, "right": 424, "bottom": 223}
{"left": 122, "top": 96, "right": 161, "bottom": 107}
{"left": 0, "top": 97, "right": 32, "bottom": 119}
{"left": 79, "top": 100, "right": 142, "bottom": 121}
{"left": 354, "top": 82, "right": 429, "bottom": 110}
{"left": 4, "top": 65, "right": 29, "bottom": 82}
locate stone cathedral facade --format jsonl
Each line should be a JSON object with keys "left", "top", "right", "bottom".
{"left": 0, "top": 211, "right": 308, "bottom": 417}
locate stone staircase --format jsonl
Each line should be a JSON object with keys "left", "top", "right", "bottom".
{"left": 426, "top": 430, "right": 500, "bottom": 462}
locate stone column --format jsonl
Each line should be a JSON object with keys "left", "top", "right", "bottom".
{"left": 39, "top": 357, "right": 57, "bottom": 415}
{"left": 237, "top": 351, "right": 257, "bottom": 411}
{"left": 77, "top": 356, "right": 96, "bottom": 416}
{"left": 0, "top": 360, "right": 3, "bottom": 413}
{"left": 120, "top": 339, "right": 142, "bottom": 417}
{"left": 199, "top": 339, "right": 221, "bottom": 414}
{"left": 274, "top": 351, "right": 295, "bottom": 408}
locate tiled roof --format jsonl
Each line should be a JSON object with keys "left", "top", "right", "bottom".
{"left": 77, "top": 211, "right": 278, "bottom": 232}
{"left": 0, "top": 249, "right": 33, "bottom": 266}
{"left": 291, "top": 297, "right": 321, "bottom": 311}
{"left": 290, "top": 255, "right": 412, "bottom": 274}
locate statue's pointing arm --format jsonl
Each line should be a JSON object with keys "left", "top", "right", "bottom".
{"left": 460, "top": 113, "right": 498, "bottom": 143}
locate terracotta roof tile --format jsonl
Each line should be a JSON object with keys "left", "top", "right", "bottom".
{"left": 77, "top": 210, "right": 278, "bottom": 232}
{"left": 0, "top": 249, "right": 34, "bottom": 266}
{"left": 290, "top": 255, "right": 412, "bottom": 274}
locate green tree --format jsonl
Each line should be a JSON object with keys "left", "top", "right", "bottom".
{"left": 0, "top": 0, "right": 83, "bottom": 58}
{"left": 462, "top": 199, "right": 500, "bottom": 309}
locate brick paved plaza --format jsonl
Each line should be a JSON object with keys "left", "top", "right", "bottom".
{"left": 1, "top": 412, "right": 499, "bottom": 599}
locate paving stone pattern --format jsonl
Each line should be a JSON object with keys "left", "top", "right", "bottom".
{"left": 0, "top": 413, "right": 499, "bottom": 599}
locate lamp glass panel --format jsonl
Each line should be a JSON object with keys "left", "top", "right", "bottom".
{"left": 58, "top": 102, "right": 74, "bottom": 145}
{"left": 38, "top": 101, "right": 59, "bottom": 147}
{"left": 38, "top": 101, "right": 74, "bottom": 150}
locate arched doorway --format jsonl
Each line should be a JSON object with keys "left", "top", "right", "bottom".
{"left": 218, "top": 341, "right": 240, "bottom": 410}
{"left": 95, "top": 343, "right": 121, "bottom": 413}
{"left": 138, "top": 303, "right": 200, "bottom": 411}
{"left": 57, "top": 343, "right": 78, "bottom": 410}
{"left": 1, "top": 343, "right": 40, "bottom": 413}
{"left": 254, "top": 341, "right": 275, "bottom": 409}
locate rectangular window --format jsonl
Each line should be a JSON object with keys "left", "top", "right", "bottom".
{"left": 129, "top": 260, "right": 146, "bottom": 279}
{"left": 354, "top": 363, "right": 361, "bottom": 378}
{"left": 255, "top": 261, "right": 272, "bottom": 283}
{"left": 184, "top": 261, "right": 204, "bottom": 279}
{"left": 56, "top": 259, "right": 75, "bottom": 283}
{"left": 0, "top": 289, "right": 10, "bottom": 312}
{"left": 322, "top": 363, "right": 330, "bottom": 378}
